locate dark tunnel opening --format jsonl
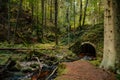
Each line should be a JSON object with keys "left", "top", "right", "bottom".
{"left": 78, "top": 43, "right": 96, "bottom": 59}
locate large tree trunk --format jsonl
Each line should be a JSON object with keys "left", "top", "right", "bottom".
{"left": 100, "top": 0, "right": 120, "bottom": 71}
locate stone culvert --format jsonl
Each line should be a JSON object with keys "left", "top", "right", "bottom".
{"left": 69, "top": 42, "right": 96, "bottom": 58}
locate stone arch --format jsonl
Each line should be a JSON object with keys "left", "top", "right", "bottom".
{"left": 78, "top": 42, "right": 96, "bottom": 58}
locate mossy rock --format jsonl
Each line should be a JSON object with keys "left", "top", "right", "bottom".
{"left": 69, "top": 41, "right": 82, "bottom": 54}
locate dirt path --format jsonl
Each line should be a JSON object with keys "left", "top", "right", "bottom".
{"left": 56, "top": 60, "right": 115, "bottom": 80}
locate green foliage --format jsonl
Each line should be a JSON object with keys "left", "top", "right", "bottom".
{"left": 89, "top": 57, "right": 101, "bottom": 66}
{"left": 80, "top": 24, "right": 103, "bottom": 44}
{"left": 0, "top": 50, "right": 27, "bottom": 65}
{"left": 116, "top": 74, "right": 120, "bottom": 80}
{"left": 0, "top": 0, "right": 104, "bottom": 44}
{"left": 0, "top": 51, "right": 12, "bottom": 65}
{"left": 57, "top": 63, "right": 67, "bottom": 76}
{"left": 69, "top": 23, "right": 104, "bottom": 56}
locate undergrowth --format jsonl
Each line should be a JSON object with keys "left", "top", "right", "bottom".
{"left": 57, "top": 63, "right": 67, "bottom": 76}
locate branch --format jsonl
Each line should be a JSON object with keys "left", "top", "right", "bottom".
{"left": 45, "top": 66, "right": 58, "bottom": 80}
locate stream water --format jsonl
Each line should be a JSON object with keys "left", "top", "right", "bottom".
{"left": 0, "top": 60, "right": 58, "bottom": 80}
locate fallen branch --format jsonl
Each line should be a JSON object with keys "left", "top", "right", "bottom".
{"left": 19, "top": 57, "right": 43, "bottom": 80}
{"left": 45, "top": 66, "right": 58, "bottom": 80}
{"left": 0, "top": 48, "right": 55, "bottom": 51}
{"left": 35, "top": 57, "right": 43, "bottom": 75}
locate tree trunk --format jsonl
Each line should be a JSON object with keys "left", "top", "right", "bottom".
{"left": 73, "top": 0, "right": 76, "bottom": 30}
{"left": 54, "top": 0, "right": 58, "bottom": 45}
{"left": 44, "top": 0, "right": 47, "bottom": 32}
{"left": 31, "top": 1, "right": 34, "bottom": 21}
{"left": 100, "top": 0, "right": 120, "bottom": 71}
{"left": 13, "top": 0, "right": 23, "bottom": 43}
{"left": 82, "top": 0, "right": 88, "bottom": 27}
{"left": 79, "top": 0, "right": 82, "bottom": 28}
{"left": 98, "top": 0, "right": 101, "bottom": 24}
{"left": 31, "top": 1, "right": 34, "bottom": 32}
{"left": 1, "top": 0, "right": 8, "bottom": 10}
{"left": 7, "top": 0, "right": 10, "bottom": 43}
{"left": 50, "top": 0, "right": 53, "bottom": 22}
{"left": 41, "top": 0, "right": 44, "bottom": 39}
{"left": 36, "top": 1, "right": 40, "bottom": 42}
{"left": 66, "top": 6, "right": 70, "bottom": 46}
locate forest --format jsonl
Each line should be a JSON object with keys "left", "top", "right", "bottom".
{"left": 0, "top": 0, "right": 120, "bottom": 80}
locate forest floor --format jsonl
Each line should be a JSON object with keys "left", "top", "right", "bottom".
{"left": 0, "top": 43, "right": 117, "bottom": 80}
{"left": 55, "top": 60, "right": 115, "bottom": 80}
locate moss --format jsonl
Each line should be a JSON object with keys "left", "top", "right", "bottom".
{"left": 14, "top": 61, "right": 22, "bottom": 71}
{"left": 57, "top": 63, "right": 67, "bottom": 76}
{"left": 89, "top": 59, "right": 101, "bottom": 66}
{"left": 69, "top": 24, "right": 104, "bottom": 57}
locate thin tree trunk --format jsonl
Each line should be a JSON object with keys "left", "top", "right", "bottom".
{"left": 79, "top": 0, "right": 82, "bottom": 29}
{"left": 7, "top": 0, "right": 10, "bottom": 43}
{"left": 82, "top": 0, "right": 88, "bottom": 27}
{"left": 54, "top": 0, "right": 58, "bottom": 45}
{"left": 50, "top": 0, "right": 53, "bottom": 22}
{"left": 36, "top": 1, "right": 39, "bottom": 41}
{"left": 41, "top": 0, "right": 44, "bottom": 39}
{"left": 73, "top": 0, "right": 76, "bottom": 30}
{"left": 31, "top": 1, "right": 34, "bottom": 32}
{"left": 13, "top": 0, "right": 23, "bottom": 43}
{"left": 31, "top": 1, "right": 34, "bottom": 21}
{"left": 66, "top": 7, "right": 70, "bottom": 46}
{"left": 44, "top": 0, "right": 47, "bottom": 32}
{"left": 98, "top": 0, "right": 101, "bottom": 24}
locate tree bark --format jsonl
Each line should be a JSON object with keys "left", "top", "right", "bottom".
{"left": 73, "top": 0, "right": 76, "bottom": 30}
{"left": 36, "top": 1, "right": 40, "bottom": 42}
{"left": 79, "top": 0, "right": 82, "bottom": 28}
{"left": 66, "top": 6, "right": 70, "bottom": 46}
{"left": 31, "top": 1, "right": 34, "bottom": 33}
{"left": 13, "top": 0, "right": 23, "bottom": 43}
{"left": 100, "top": 0, "right": 120, "bottom": 71}
{"left": 50, "top": 0, "right": 53, "bottom": 22}
{"left": 7, "top": 0, "right": 10, "bottom": 43}
{"left": 54, "top": 0, "right": 58, "bottom": 45}
{"left": 82, "top": 0, "right": 88, "bottom": 27}
{"left": 41, "top": 0, "right": 44, "bottom": 39}
{"left": 98, "top": 0, "right": 101, "bottom": 24}
{"left": 44, "top": 0, "right": 47, "bottom": 32}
